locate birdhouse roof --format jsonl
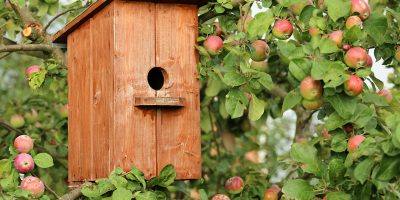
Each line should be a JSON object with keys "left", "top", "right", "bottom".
{"left": 52, "top": 0, "right": 207, "bottom": 43}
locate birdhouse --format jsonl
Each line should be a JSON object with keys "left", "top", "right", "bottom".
{"left": 53, "top": 0, "right": 205, "bottom": 185}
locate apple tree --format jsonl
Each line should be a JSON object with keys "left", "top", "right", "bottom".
{"left": 1, "top": 0, "right": 400, "bottom": 199}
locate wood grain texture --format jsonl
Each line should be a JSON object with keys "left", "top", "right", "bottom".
{"left": 52, "top": 0, "right": 207, "bottom": 43}
{"left": 113, "top": 1, "right": 157, "bottom": 178}
{"left": 90, "top": 4, "right": 114, "bottom": 179}
{"left": 155, "top": 3, "right": 201, "bottom": 179}
{"left": 67, "top": 21, "right": 92, "bottom": 182}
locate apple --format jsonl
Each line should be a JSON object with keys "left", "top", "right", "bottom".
{"left": 346, "top": 16, "right": 362, "bottom": 29}
{"left": 351, "top": 0, "right": 370, "bottom": 20}
{"left": 10, "top": 114, "right": 25, "bottom": 128}
{"left": 363, "top": 55, "right": 372, "bottom": 68}
{"left": 212, "top": 194, "right": 231, "bottom": 200}
{"left": 289, "top": 0, "right": 312, "bottom": 15}
{"left": 343, "top": 123, "right": 354, "bottom": 133}
{"left": 245, "top": 151, "right": 260, "bottom": 163}
{"left": 344, "top": 74, "right": 363, "bottom": 96}
{"left": 250, "top": 40, "right": 269, "bottom": 61}
{"left": 59, "top": 104, "right": 69, "bottom": 118}
{"left": 25, "top": 65, "right": 41, "bottom": 78}
{"left": 14, "top": 153, "right": 35, "bottom": 173}
{"left": 395, "top": 47, "right": 400, "bottom": 62}
{"left": 225, "top": 176, "right": 244, "bottom": 194}
{"left": 214, "top": 22, "right": 223, "bottom": 36}
{"left": 344, "top": 47, "right": 368, "bottom": 68}
{"left": 14, "top": 135, "right": 34, "bottom": 153}
{"left": 263, "top": 185, "right": 281, "bottom": 200}
{"left": 251, "top": 60, "right": 268, "bottom": 72}
{"left": 348, "top": 135, "right": 365, "bottom": 151}
{"left": 24, "top": 109, "right": 39, "bottom": 124}
{"left": 272, "top": 19, "right": 293, "bottom": 40}
{"left": 204, "top": 36, "right": 224, "bottom": 55}
{"left": 328, "top": 30, "right": 343, "bottom": 46}
{"left": 308, "top": 27, "right": 320, "bottom": 37}
{"left": 300, "top": 76, "right": 323, "bottom": 100}
{"left": 378, "top": 89, "right": 393, "bottom": 103}
{"left": 20, "top": 176, "right": 45, "bottom": 198}
{"left": 237, "top": 15, "right": 253, "bottom": 33}
{"left": 302, "top": 98, "right": 323, "bottom": 110}
{"left": 342, "top": 44, "right": 351, "bottom": 51}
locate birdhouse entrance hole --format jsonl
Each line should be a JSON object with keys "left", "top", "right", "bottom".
{"left": 148, "top": 67, "right": 168, "bottom": 90}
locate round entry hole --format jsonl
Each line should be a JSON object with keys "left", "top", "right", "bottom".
{"left": 147, "top": 67, "right": 168, "bottom": 90}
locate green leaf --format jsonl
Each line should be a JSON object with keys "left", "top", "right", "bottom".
{"left": 29, "top": 70, "right": 47, "bottom": 90}
{"left": 331, "top": 131, "right": 347, "bottom": 152}
{"left": 351, "top": 104, "right": 375, "bottom": 128}
{"left": 81, "top": 180, "right": 116, "bottom": 197}
{"left": 225, "top": 90, "right": 248, "bottom": 118}
{"left": 277, "top": 41, "right": 305, "bottom": 60}
{"left": 257, "top": 72, "right": 274, "bottom": 90}
{"left": 157, "top": 164, "right": 176, "bottom": 187}
{"left": 126, "top": 166, "right": 146, "bottom": 189}
{"left": 326, "top": 95, "right": 357, "bottom": 119}
{"left": 289, "top": 59, "right": 311, "bottom": 81}
{"left": 311, "top": 61, "right": 347, "bottom": 88}
{"left": 325, "top": 112, "right": 348, "bottom": 131}
{"left": 135, "top": 191, "right": 158, "bottom": 200}
{"left": 362, "top": 92, "right": 389, "bottom": 107}
{"left": 33, "top": 153, "right": 54, "bottom": 168}
{"left": 375, "top": 156, "right": 400, "bottom": 181}
{"left": 282, "top": 179, "right": 314, "bottom": 200}
{"left": 319, "top": 38, "right": 340, "bottom": 54}
{"left": 364, "top": 13, "right": 388, "bottom": 45}
{"left": 112, "top": 188, "right": 132, "bottom": 200}
{"left": 354, "top": 158, "right": 374, "bottom": 184}
{"left": 223, "top": 71, "right": 246, "bottom": 87}
{"left": 205, "top": 76, "right": 224, "bottom": 97}
{"left": 290, "top": 143, "right": 320, "bottom": 174}
{"left": 326, "top": 191, "right": 351, "bottom": 200}
{"left": 248, "top": 94, "right": 266, "bottom": 121}
{"left": 282, "top": 89, "right": 302, "bottom": 112}
{"left": 325, "top": 0, "right": 350, "bottom": 22}
{"left": 247, "top": 11, "right": 274, "bottom": 38}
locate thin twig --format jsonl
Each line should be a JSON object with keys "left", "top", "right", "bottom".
{"left": 7, "top": 0, "right": 38, "bottom": 25}
{"left": 0, "top": 52, "right": 11, "bottom": 59}
{"left": 0, "top": 44, "right": 53, "bottom": 53}
{"left": 31, "top": 172, "right": 60, "bottom": 199}
{"left": 0, "top": 120, "right": 25, "bottom": 135}
{"left": 43, "top": 8, "right": 82, "bottom": 33}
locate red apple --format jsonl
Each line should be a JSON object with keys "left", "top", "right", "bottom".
{"left": 328, "top": 30, "right": 343, "bottom": 47}
{"left": 263, "top": 185, "right": 281, "bottom": 200}
{"left": 20, "top": 176, "right": 45, "bottom": 198}
{"left": 348, "top": 135, "right": 365, "bottom": 151}
{"left": 214, "top": 22, "right": 223, "bottom": 36}
{"left": 365, "top": 55, "right": 373, "bottom": 67}
{"left": 212, "top": 194, "right": 231, "bottom": 200}
{"left": 25, "top": 65, "right": 41, "bottom": 78}
{"left": 343, "top": 123, "right": 354, "bottom": 133}
{"left": 344, "top": 74, "right": 363, "bottom": 96}
{"left": 245, "top": 151, "right": 260, "bottom": 163}
{"left": 378, "top": 89, "right": 393, "bottom": 103}
{"left": 300, "top": 76, "right": 323, "bottom": 100}
{"left": 14, "top": 135, "right": 34, "bottom": 153}
{"left": 342, "top": 44, "right": 351, "bottom": 51}
{"left": 351, "top": 0, "right": 370, "bottom": 20}
{"left": 14, "top": 153, "right": 35, "bottom": 173}
{"left": 272, "top": 19, "right": 293, "bottom": 40}
{"left": 250, "top": 40, "right": 269, "bottom": 61}
{"left": 204, "top": 35, "right": 223, "bottom": 55}
{"left": 302, "top": 98, "right": 323, "bottom": 110}
{"left": 344, "top": 47, "right": 368, "bottom": 68}
{"left": 308, "top": 27, "right": 320, "bottom": 37}
{"left": 10, "top": 114, "right": 25, "bottom": 128}
{"left": 225, "top": 176, "right": 244, "bottom": 194}
{"left": 346, "top": 16, "right": 362, "bottom": 29}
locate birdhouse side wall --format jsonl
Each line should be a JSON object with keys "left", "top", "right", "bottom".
{"left": 67, "top": 3, "right": 115, "bottom": 184}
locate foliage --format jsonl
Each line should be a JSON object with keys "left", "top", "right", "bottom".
{"left": 1, "top": 0, "right": 400, "bottom": 199}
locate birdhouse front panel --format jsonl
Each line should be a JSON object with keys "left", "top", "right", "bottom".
{"left": 62, "top": 0, "right": 201, "bottom": 184}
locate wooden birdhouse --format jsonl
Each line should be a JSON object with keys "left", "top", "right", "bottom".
{"left": 53, "top": 0, "right": 205, "bottom": 185}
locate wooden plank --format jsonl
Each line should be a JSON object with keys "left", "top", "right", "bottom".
{"left": 67, "top": 21, "right": 92, "bottom": 182}
{"left": 52, "top": 0, "right": 208, "bottom": 43}
{"left": 155, "top": 3, "right": 201, "bottom": 179}
{"left": 90, "top": 4, "right": 114, "bottom": 179}
{"left": 134, "top": 97, "right": 184, "bottom": 107}
{"left": 113, "top": 1, "right": 157, "bottom": 178}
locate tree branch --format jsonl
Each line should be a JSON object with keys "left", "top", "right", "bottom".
{"left": 0, "top": 120, "right": 25, "bottom": 135}
{"left": 2, "top": 37, "right": 51, "bottom": 59}
{"left": 7, "top": 0, "right": 39, "bottom": 25}
{"left": 43, "top": 8, "right": 81, "bottom": 33}
{"left": 58, "top": 184, "right": 91, "bottom": 200}
{"left": 0, "top": 44, "right": 53, "bottom": 53}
